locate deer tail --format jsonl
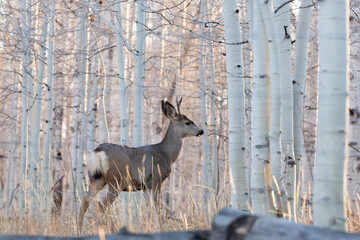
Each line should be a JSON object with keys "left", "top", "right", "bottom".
{"left": 88, "top": 150, "right": 109, "bottom": 180}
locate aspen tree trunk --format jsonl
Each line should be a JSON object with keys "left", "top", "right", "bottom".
{"left": 274, "top": 0, "right": 296, "bottom": 221}
{"left": 258, "top": 0, "right": 282, "bottom": 214}
{"left": 131, "top": 0, "right": 147, "bottom": 227}
{"left": 28, "top": 0, "right": 49, "bottom": 217}
{"left": 133, "top": 0, "right": 146, "bottom": 147}
{"left": 40, "top": 0, "right": 56, "bottom": 215}
{"left": 86, "top": 32, "right": 99, "bottom": 155}
{"left": 221, "top": 0, "right": 247, "bottom": 211}
{"left": 348, "top": 66, "right": 360, "bottom": 215}
{"left": 250, "top": 0, "right": 271, "bottom": 215}
{"left": 293, "top": 0, "right": 313, "bottom": 210}
{"left": 77, "top": 8, "right": 89, "bottom": 206}
{"left": 299, "top": 37, "right": 318, "bottom": 220}
{"left": 71, "top": 6, "right": 87, "bottom": 210}
{"left": 209, "top": 44, "right": 218, "bottom": 197}
{"left": 217, "top": 97, "right": 227, "bottom": 207}
{"left": 115, "top": 2, "right": 129, "bottom": 146}
{"left": 6, "top": 82, "right": 17, "bottom": 212}
{"left": 244, "top": 0, "right": 253, "bottom": 198}
{"left": 52, "top": 69, "right": 65, "bottom": 214}
{"left": 98, "top": 66, "right": 109, "bottom": 144}
{"left": 199, "top": 0, "right": 212, "bottom": 217}
{"left": 313, "top": 0, "right": 349, "bottom": 231}
{"left": 19, "top": 0, "right": 31, "bottom": 214}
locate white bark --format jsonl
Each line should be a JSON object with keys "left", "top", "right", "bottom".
{"left": 86, "top": 36, "right": 99, "bottom": 155}
{"left": 199, "top": 0, "right": 211, "bottom": 216}
{"left": 274, "top": 0, "right": 296, "bottom": 220}
{"left": 133, "top": 0, "right": 146, "bottom": 147}
{"left": 19, "top": 0, "right": 31, "bottom": 213}
{"left": 293, "top": 0, "right": 313, "bottom": 207}
{"left": 71, "top": 6, "right": 87, "bottom": 209}
{"left": 258, "top": 0, "right": 282, "bottom": 214}
{"left": 250, "top": 0, "right": 271, "bottom": 215}
{"left": 77, "top": 9, "right": 89, "bottom": 205}
{"left": 244, "top": 0, "right": 253, "bottom": 201}
{"left": 209, "top": 44, "right": 218, "bottom": 196}
{"left": 221, "top": 0, "right": 247, "bottom": 211}
{"left": 28, "top": 0, "right": 49, "bottom": 217}
{"left": 40, "top": 0, "right": 55, "bottom": 215}
{"left": 98, "top": 68, "right": 109, "bottom": 144}
{"left": 313, "top": 0, "right": 349, "bottom": 231}
{"left": 6, "top": 82, "right": 17, "bottom": 212}
{"left": 348, "top": 64, "right": 360, "bottom": 213}
{"left": 115, "top": 2, "right": 129, "bottom": 146}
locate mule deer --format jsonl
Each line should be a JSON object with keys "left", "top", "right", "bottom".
{"left": 78, "top": 99, "right": 204, "bottom": 230}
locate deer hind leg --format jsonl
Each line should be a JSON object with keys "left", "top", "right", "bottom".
{"left": 96, "top": 184, "right": 120, "bottom": 232}
{"left": 78, "top": 177, "right": 106, "bottom": 233}
{"left": 98, "top": 184, "right": 119, "bottom": 213}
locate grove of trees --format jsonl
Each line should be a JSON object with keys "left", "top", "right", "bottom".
{"left": 0, "top": 0, "right": 358, "bottom": 236}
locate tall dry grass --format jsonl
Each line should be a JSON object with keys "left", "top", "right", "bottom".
{"left": 0, "top": 182, "right": 358, "bottom": 236}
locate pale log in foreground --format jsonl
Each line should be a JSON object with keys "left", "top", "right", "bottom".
{"left": 78, "top": 99, "right": 204, "bottom": 230}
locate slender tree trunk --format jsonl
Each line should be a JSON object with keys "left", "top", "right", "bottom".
{"left": 77, "top": 8, "right": 89, "bottom": 206}
{"left": 293, "top": 0, "right": 313, "bottom": 213}
{"left": 115, "top": 2, "right": 129, "bottom": 146}
{"left": 133, "top": 0, "right": 146, "bottom": 147}
{"left": 221, "top": 0, "right": 247, "bottom": 211}
{"left": 244, "top": 0, "right": 253, "bottom": 201}
{"left": 86, "top": 29, "right": 99, "bottom": 155}
{"left": 51, "top": 71, "right": 65, "bottom": 214}
{"left": 29, "top": 0, "right": 49, "bottom": 217}
{"left": 19, "top": 0, "right": 31, "bottom": 214}
{"left": 348, "top": 66, "right": 360, "bottom": 218}
{"left": 299, "top": 35, "right": 318, "bottom": 221}
{"left": 131, "top": 0, "right": 147, "bottom": 227}
{"left": 40, "top": 0, "right": 56, "bottom": 216}
{"left": 198, "top": 0, "right": 212, "bottom": 219}
{"left": 209, "top": 43, "right": 218, "bottom": 198}
{"left": 274, "top": 0, "right": 296, "bottom": 221}
{"left": 313, "top": 0, "right": 349, "bottom": 231}
{"left": 6, "top": 81, "right": 18, "bottom": 212}
{"left": 258, "top": 0, "right": 282, "bottom": 215}
{"left": 71, "top": 5, "right": 88, "bottom": 210}
{"left": 250, "top": 0, "right": 271, "bottom": 215}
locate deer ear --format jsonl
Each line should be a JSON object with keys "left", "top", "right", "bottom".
{"left": 161, "top": 100, "right": 178, "bottom": 121}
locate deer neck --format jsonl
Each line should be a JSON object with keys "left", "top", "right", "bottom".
{"left": 159, "top": 121, "right": 183, "bottom": 163}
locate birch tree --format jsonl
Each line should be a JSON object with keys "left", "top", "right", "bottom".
{"left": 29, "top": 0, "right": 49, "bottom": 217}
{"left": 258, "top": 0, "right": 282, "bottom": 215}
{"left": 71, "top": 5, "right": 88, "bottom": 209}
{"left": 313, "top": 0, "right": 349, "bottom": 231}
{"left": 6, "top": 80, "right": 17, "bottom": 212}
{"left": 19, "top": 0, "right": 31, "bottom": 213}
{"left": 115, "top": 1, "right": 129, "bottom": 146}
{"left": 40, "top": 0, "right": 56, "bottom": 215}
{"left": 274, "top": 0, "right": 296, "bottom": 220}
{"left": 250, "top": 0, "right": 271, "bottom": 215}
{"left": 198, "top": 0, "right": 211, "bottom": 216}
{"left": 293, "top": 0, "right": 313, "bottom": 203}
{"left": 133, "top": 0, "right": 147, "bottom": 147}
{"left": 221, "top": 0, "right": 247, "bottom": 211}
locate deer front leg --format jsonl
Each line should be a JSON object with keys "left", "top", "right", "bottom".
{"left": 151, "top": 184, "right": 162, "bottom": 214}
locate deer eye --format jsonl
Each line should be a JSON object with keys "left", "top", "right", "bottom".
{"left": 185, "top": 122, "right": 191, "bottom": 125}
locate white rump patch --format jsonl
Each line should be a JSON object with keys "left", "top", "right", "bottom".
{"left": 89, "top": 151, "right": 109, "bottom": 175}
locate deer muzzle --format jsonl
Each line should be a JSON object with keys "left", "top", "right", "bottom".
{"left": 196, "top": 129, "right": 204, "bottom": 136}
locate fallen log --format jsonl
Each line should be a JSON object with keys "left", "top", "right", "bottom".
{"left": 0, "top": 208, "right": 358, "bottom": 240}
{"left": 212, "top": 208, "right": 359, "bottom": 240}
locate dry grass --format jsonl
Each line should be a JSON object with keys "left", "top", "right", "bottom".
{"left": 0, "top": 185, "right": 359, "bottom": 236}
